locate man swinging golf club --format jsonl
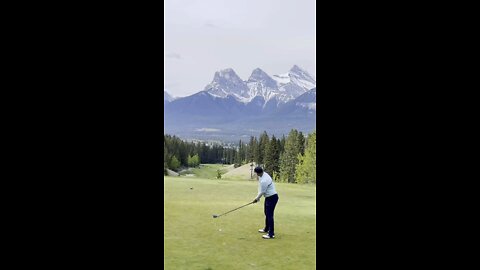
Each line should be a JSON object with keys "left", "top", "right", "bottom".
{"left": 252, "top": 166, "right": 279, "bottom": 239}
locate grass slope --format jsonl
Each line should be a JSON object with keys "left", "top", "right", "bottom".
{"left": 179, "top": 164, "right": 234, "bottom": 179}
{"left": 222, "top": 163, "right": 256, "bottom": 180}
{"left": 164, "top": 176, "right": 316, "bottom": 270}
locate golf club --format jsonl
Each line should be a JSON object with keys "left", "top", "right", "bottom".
{"left": 212, "top": 202, "right": 254, "bottom": 218}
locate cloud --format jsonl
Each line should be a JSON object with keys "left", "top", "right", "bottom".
{"left": 165, "top": 82, "right": 180, "bottom": 88}
{"left": 165, "top": 52, "right": 182, "bottom": 59}
{"left": 205, "top": 22, "right": 217, "bottom": 28}
{"left": 195, "top": 128, "right": 221, "bottom": 132}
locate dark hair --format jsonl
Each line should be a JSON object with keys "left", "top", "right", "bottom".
{"left": 254, "top": 167, "right": 263, "bottom": 174}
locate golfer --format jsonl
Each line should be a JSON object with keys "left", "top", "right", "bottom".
{"left": 252, "top": 166, "right": 278, "bottom": 239}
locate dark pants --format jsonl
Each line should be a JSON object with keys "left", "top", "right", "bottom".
{"left": 264, "top": 194, "right": 279, "bottom": 237}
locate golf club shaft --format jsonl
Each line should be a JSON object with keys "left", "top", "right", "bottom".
{"left": 217, "top": 202, "right": 253, "bottom": 217}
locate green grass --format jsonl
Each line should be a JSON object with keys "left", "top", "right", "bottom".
{"left": 164, "top": 175, "right": 316, "bottom": 270}
{"left": 178, "top": 164, "right": 231, "bottom": 179}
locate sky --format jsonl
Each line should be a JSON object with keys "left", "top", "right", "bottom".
{"left": 165, "top": 0, "right": 316, "bottom": 98}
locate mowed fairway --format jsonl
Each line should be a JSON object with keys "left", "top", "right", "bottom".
{"left": 164, "top": 176, "right": 316, "bottom": 270}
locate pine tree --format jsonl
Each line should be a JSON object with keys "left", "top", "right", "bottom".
{"left": 164, "top": 141, "right": 169, "bottom": 171}
{"left": 273, "top": 136, "right": 281, "bottom": 174}
{"left": 258, "top": 131, "right": 269, "bottom": 166}
{"left": 279, "top": 129, "right": 300, "bottom": 183}
{"left": 297, "top": 131, "right": 306, "bottom": 156}
{"left": 179, "top": 141, "right": 187, "bottom": 166}
{"left": 280, "top": 135, "right": 286, "bottom": 153}
{"left": 253, "top": 137, "right": 260, "bottom": 165}
{"left": 228, "top": 149, "right": 234, "bottom": 164}
{"left": 264, "top": 135, "right": 280, "bottom": 176}
{"left": 234, "top": 148, "right": 241, "bottom": 167}
{"left": 264, "top": 137, "right": 274, "bottom": 174}
{"left": 238, "top": 140, "right": 245, "bottom": 165}
{"left": 222, "top": 148, "right": 226, "bottom": 164}
{"left": 296, "top": 131, "right": 316, "bottom": 184}
{"left": 247, "top": 136, "right": 254, "bottom": 162}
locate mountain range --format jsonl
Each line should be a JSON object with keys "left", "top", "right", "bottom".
{"left": 164, "top": 91, "right": 175, "bottom": 103}
{"left": 164, "top": 65, "right": 316, "bottom": 141}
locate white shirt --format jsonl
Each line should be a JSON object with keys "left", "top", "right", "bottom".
{"left": 255, "top": 172, "right": 277, "bottom": 201}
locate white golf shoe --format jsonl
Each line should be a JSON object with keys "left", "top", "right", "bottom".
{"left": 258, "top": 229, "right": 268, "bottom": 233}
{"left": 262, "top": 234, "right": 275, "bottom": 239}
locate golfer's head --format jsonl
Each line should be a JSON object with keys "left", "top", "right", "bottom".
{"left": 254, "top": 167, "right": 263, "bottom": 177}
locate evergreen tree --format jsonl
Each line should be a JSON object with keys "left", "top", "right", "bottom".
{"left": 280, "top": 135, "right": 286, "bottom": 153}
{"left": 279, "top": 129, "right": 300, "bottom": 183}
{"left": 179, "top": 141, "right": 187, "bottom": 165}
{"left": 273, "top": 136, "right": 281, "bottom": 175}
{"left": 297, "top": 131, "right": 306, "bottom": 156}
{"left": 164, "top": 141, "right": 169, "bottom": 171}
{"left": 258, "top": 131, "right": 269, "bottom": 166}
{"left": 234, "top": 148, "right": 241, "bottom": 167}
{"left": 264, "top": 137, "right": 274, "bottom": 174}
{"left": 253, "top": 137, "right": 260, "bottom": 165}
{"left": 238, "top": 140, "right": 244, "bottom": 165}
{"left": 228, "top": 149, "right": 234, "bottom": 164}
{"left": 247, "top": 136, "right": 255, "bottom": 162}
{"left": 296, "top": 131, "right": 316, "bottom": 184}
{"left": 222, "top": 148, "right": 226, "bottom": 164}
{"left": 264, "top": 135, "right": 280, "bottom": 176}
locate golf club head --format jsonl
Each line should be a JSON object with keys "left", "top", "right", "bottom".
{"left": 212, "top": 214, "right": 218, "bottom": 218}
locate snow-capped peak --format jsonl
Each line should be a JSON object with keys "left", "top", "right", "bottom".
{"left": 294, "top": 87, "right": 316, "bottom": 111}
{"left": 203, "top": 66, "right": 316, "bottom": 106}
{"left": 248, "top": 68, "right": 277, "bottom": 87}
{"left": 164, "top": 90, "right": 175, "bottom": 102}
{"left": 205, "top": 68, "right": 250, "bottom": 101}
{"left": 246, "top": 68, "right": 282, "bottom": 105}
{"left": 288, "top": 65, "right": 316, "bottom": 87}
{"left": 213, "top": 68, "right": 242, "bottom": 82}
{"left": 290, "top": 64, "right": 306, "bottom": 73}
{"left": 249, "top": 68, "right": 268, "bottom": 78}
{"left": 271, "top": 65, "right": 316, "bottom": 98}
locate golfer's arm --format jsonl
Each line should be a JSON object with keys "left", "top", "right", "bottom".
{"left": 255, "top": 182, "right": 268, "bottom": 201}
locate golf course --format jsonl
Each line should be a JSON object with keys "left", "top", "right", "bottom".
{"left": 164, "top": 165, "right": 316, "bottom": 269}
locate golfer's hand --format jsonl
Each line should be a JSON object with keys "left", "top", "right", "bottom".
{"left": 252, "top": 199, "right": 258, "bottom": 203}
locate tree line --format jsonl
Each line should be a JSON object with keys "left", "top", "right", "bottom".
{"left": 164, "top": 129, "right": 316, "bottom": 184}
{"left": 164, "top": 135, "right": 237, "bottom": 171}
